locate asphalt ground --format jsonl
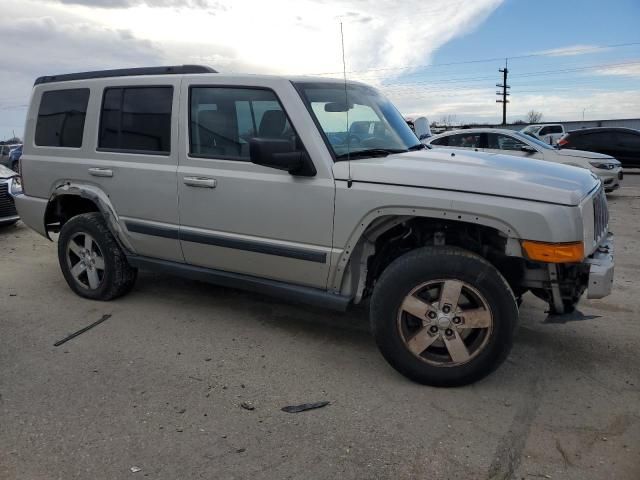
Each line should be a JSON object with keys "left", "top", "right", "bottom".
{"left": 1, "top": 179, "right": 639, "bottom": 479}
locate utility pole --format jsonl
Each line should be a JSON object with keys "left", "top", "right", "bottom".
{"left": 496, "top": 59, "right": 510, "bottom": 125}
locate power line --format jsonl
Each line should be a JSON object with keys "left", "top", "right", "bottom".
{"left": 305, "top": 41, "right": 640, "bottom": 76}
{"left": 372, "top": 59, "right": 640, "bottom": 89}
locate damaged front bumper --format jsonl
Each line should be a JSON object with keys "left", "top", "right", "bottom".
{"left": 584, "top": 233, "right": 614, "bottom": 299}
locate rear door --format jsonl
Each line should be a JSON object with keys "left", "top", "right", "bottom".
{"left": 613, "top": 131, "right": 640, "bottom": 167}
{"left": 176, "top": 76, "right": 335, "bottom": 288}
{"left": 576, "top": 131, "right": 616, "bottom": 157}
{"left": 90, "top": 79, "right": 183, "bottom": 262}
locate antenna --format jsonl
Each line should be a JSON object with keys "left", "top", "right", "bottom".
{"left": 340, "top": 21, "right": 352, "bottom": 188}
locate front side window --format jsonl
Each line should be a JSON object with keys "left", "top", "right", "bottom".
{"left": 430, "top": 135, "right": 450, "bottom": 146}
{"left": 487, "top": 133, "right": 526, "bottom": 151}
{"left": 189, "top": 87, "right": 298, "bottom": 159}
{"left": 294, "top": 82, "right": 421, "bottom": 159}
{"left": 35, "top": 88, "right": 90, "bottom": 147}
{"left": 513, "top": 131, "right": 554, "bottom": 150}
{"left": 99, "top": 86, "right": 173, "bottom": 154}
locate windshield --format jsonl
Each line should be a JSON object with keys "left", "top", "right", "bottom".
{"left": 294, "top": 81, "right": 421, "bottom": 159}
{"left": 513, "top": 131, "right": 556, "bottom": 150}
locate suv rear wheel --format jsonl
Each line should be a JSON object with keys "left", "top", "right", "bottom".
{"left": 58, "top": 212, "right": 137, "bottom": 300}
{"left": 370, "top": 246, "right": 518, "bottom": 387}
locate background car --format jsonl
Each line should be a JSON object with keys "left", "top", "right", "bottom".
{"left": 0, "top": 164, "right": 21, "bottom": 226}
{"left": 558, "top": 127, "right": 640, "bottom": 169}
{"left": 521, "top": 124, "right": 565, "bottom": 144}
{"left": 426, "top": 128, "right": 623, "bottom": 192}
{"left": 8, "top": 145, "right": 22, "bottom": 172}
{"left": 0, "top": 144, "right": 21, "bottom": 168}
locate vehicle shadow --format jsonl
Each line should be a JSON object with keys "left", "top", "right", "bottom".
{"left": 132, "top": 269, "right": 373, "bottom": 345}
{"left": 125, "top": 270, "right": 639, "bottom": 391}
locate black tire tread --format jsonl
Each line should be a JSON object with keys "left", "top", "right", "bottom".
{"left": 58, "top": 212, "right": 137, "bottom": 301}
{"left": 370, "top": 246, "right": 518, "bottom": 387}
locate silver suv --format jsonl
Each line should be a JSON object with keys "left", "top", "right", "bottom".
{"left": 15, "top": 65, "right": 614, "bottom": 386}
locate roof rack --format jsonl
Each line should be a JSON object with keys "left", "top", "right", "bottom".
{"left": 34, "top": 65, "right": 217, "bottom": 85}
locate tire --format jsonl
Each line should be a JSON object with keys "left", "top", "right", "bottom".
{"left": 58, "top": 212, "right": 137, "bottom": 300}
{"left": 370, "top": 246, "right": 518, "bottom": 387}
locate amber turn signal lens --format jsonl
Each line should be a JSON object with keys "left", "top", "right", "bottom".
{"left": 521, "top": 240, "right": 585, "bottom": 263}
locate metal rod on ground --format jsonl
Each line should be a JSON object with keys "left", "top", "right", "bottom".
{"left": 53, "top": 314, "right": 112, "bottom": 347}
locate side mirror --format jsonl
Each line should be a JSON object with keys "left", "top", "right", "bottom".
{"left": 249, "top": 138, "right": 316, "bottom": 177}
{"left": 521, "top": 145, "right": 537, "bottom": 154}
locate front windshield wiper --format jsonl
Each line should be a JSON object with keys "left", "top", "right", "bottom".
{"left": 335, "top": 148, "right": 408, "bottom": 160}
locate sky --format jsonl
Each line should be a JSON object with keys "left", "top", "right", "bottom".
{"left": 1, "top": 0, "right": 639, "bottom": 139}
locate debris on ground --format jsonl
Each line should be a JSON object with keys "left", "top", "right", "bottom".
{"left": 53, "top": 314, "right": 112, "bottom": 347}
{"left": 240, "top": 401, "right": 255, "bottom": 411}
{"left": 281, "top": 401, "right": 330, "bottom": 413}
{"left": 130, "top": 466, "right": 142, "bottom": 473}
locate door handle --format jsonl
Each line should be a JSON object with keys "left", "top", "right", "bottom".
{"left": 183, "top": 176, "right": 217, "bottom": 188}
{"left": 88, "top": 167, "right": 113, "bottom": 178}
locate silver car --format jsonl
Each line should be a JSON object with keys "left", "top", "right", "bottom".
{"left": 426, "top": 128, "right": 623, "bottom": 192}
{"left": 0, "top": 165, "right": 21, "bottom": 226}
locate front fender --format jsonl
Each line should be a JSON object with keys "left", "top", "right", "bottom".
{"left": 329, "top": 182, "right": 584, "bottom": 293}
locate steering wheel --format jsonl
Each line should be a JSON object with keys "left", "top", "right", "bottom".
{"left": 345, "top": 134, "right": 361, "bottom": 147}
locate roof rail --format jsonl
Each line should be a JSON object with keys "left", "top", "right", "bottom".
{"left": 34, "top": 65, "right": 217, "bottom": 85}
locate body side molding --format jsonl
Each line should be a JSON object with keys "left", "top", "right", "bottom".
{"left": 127, "top": 255, "right": 351, "bottom": 311}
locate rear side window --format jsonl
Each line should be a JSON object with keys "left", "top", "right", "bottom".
{"left": 580, "top": 132, "right": 615, "bottom": 148}
{"left": 99, "top": 86, "right": 173, "bottom": 154}
{"left": 616, "top": 132, "right": 640, "bottom": 148}
{"left": 35, "top": 88, "right": 90, "bottom": 147}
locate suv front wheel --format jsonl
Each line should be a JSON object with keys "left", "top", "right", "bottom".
{"left": 58, "top": 212, "right": 137, "bottom": 300}
{"left": 371, "top": 246, "right": 518, "bottom": 387}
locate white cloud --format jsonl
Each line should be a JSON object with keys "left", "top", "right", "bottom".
{"left": 534, "top": 44, "right": 606, "bottom": 57}
{"left": 0, "top": 0, "right": 506, "bottom": 138}
{"left": 595, "top": 63, "right": 640, "bottom": 78}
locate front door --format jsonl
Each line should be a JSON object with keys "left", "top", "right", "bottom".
{"left": 177, "top": 80, "right": 335, "bottom": 288}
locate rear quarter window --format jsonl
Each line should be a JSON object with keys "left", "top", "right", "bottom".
{"left": 35, "top": 88, "right": 90, "bottom": 147}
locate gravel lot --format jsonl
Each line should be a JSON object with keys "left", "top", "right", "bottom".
{"left": 1, "top": 179, "right": 639, "bottom": 480}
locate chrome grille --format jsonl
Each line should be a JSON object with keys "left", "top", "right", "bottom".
{"left": 593, "top": 187, "right": 609, "bottom": 242}
{"left": 0, "top": 182, "right": 18, "bottom": 218}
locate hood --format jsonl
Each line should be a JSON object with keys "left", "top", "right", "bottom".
{"left": 333, "top": 149, "right": 599, "bottom": 206}
{"left": 0, "top": 165, "right": 17, "bottom": 180}
{"left": 556, "top": 149, "right": 616, "bottom": 161}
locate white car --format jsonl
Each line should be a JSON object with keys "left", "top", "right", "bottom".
{"left": 426, "top": 128, "right": 622, "bottom": 192}
{"left": 521, "top": 124, "right": 565, "bottom": 145}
